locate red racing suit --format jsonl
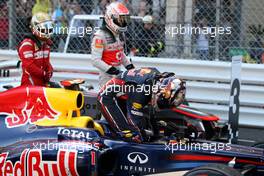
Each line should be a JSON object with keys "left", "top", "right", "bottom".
{"left": 91, "top": 26, "right": 134, "bottom": 87}
{"left": 18, "top": 35, "right": 53, "bottom": 86}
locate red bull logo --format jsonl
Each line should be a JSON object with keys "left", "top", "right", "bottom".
{"left": 0, "top": 149, "right": 79, "bottom": 176}
{"left": 0, "top": 87, "right": 58, "bottom": 128}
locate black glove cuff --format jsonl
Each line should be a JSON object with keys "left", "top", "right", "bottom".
{"left": 125, "top": 64, "right": 135, "bottom": 70}
{"left": 161, "top": 72, "right": 175, "bottom": 78}
{"left": 106, "top": 66, "right": 120, "bottom": 75}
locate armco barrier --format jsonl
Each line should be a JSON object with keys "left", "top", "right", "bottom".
{"left": 0, "top": 49, "right": 264, "bottom": 127}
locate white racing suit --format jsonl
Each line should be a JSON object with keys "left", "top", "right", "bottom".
{"left": 91, "top": 26, "right": 134, "bottom": 87}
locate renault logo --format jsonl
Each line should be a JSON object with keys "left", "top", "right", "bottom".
{"left": 127, "top": 152, "right": 148, "bottom": 164}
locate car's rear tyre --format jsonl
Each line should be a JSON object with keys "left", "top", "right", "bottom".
{"left": 183, "top": 164, "right": 242, "bottom": 176}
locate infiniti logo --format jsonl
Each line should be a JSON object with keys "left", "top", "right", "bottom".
{"left": 127, "top": 152, "right": 148, "bottom": 164}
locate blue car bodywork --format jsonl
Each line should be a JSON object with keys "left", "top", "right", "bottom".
{"left": 1, "top": 117, "right": 264, "bottom": 176}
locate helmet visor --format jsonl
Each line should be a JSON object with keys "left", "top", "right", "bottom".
{"left": 39, "top": 21, "right": 54, "bottom": 35}
{"left": 113, "top": 15, "right": 131, "bottom": 27}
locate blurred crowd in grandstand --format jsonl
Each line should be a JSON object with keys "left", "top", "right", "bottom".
{"left": 0, "top": 0, "right": 264, "bottom": 63}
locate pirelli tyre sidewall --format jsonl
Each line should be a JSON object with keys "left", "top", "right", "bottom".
{"left": 184, "top": 164, "right": 242, "bottom": 176}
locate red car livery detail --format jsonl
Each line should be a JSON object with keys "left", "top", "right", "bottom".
{"left": 173, "top": 105, "right": 220, "bottom": 121}
{"left": 0, "top": 149, "right": 78, "bottom": 176}
{"left": 0, "top": 86, "right": 58, "bottom": 128}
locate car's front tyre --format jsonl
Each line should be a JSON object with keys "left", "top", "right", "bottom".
{"left": 183, "top": 164, "right": 242, "bottom": 176}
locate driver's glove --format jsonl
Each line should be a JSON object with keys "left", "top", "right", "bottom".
{"left": 118, "top": 130, "right": 143, "bottom": 143}
{"left": 43, "top": 71, "right": 53, "bottom": 83}
{"left": 106, "top": 66, "right": 120, "bottom": 75}
{"left": 125, "top": 64, "right": 135, "bottom": 70}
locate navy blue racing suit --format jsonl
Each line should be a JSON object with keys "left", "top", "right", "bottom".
{"left": 98, "top": 68, "right": 159, "bottom": 137}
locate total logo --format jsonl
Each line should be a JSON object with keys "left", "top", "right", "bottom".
{"left": 120, "top": 152, "right": 156, "bottom": 174}
{"left": 57, "top": 127, "right": 93, "bottom": 140}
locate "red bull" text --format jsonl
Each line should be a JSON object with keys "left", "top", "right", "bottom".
{"left": 0, "top": 149, "right": 79, "bottom": 176}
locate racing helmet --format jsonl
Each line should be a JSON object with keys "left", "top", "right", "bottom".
{"left": 104, "top": 2, "right": 130, "bottom": 33}
{"left": 154, "top": 76, "right": 186, "bottom": 109}
{"left": 31, "top": 12, "right": 54, "bottom": 40}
